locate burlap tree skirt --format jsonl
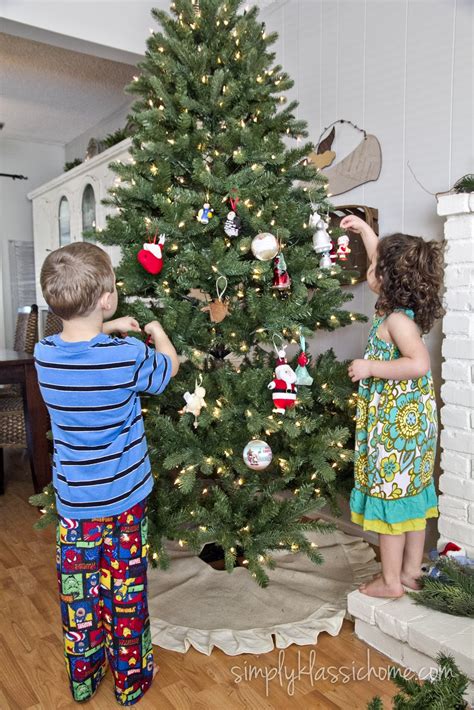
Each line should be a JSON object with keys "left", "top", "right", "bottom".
{"left": 147, "top": 529, "right": 380, "bottom": 655}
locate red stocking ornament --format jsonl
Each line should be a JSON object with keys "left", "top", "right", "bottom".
{"left": 137, "top": 232, "right": 166, "bottom": 275}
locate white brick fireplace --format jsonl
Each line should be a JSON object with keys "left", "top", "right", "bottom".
{"left": 437, "top": 192, "right": 474, "bottom": 557}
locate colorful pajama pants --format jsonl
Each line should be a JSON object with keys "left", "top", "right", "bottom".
{"left": 56, "top": 498, "right": 154, "bottom": 705}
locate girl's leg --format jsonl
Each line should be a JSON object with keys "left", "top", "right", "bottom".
{"left": 56, "top": 516, "right": 107, "bottom": 703}
{"left": 359, "top": 533, "right": 405, "bottom": 598}
{"left": 102, "top": 498, "right": 154, "bottom": 706}
{"left": 401, "top": 529, "right": 426, "bottom": 590}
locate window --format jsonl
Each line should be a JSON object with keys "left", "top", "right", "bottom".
{"left": 81, "top": 184, "right": 96, "bottom": 241}
{"left": 58, "top": 196, "right": 71, "bottom": 246}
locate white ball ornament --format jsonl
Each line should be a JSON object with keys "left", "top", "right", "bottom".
{"left": 243, "top": 440, "right": 273, "bottom": 470}
{"left": 251, "top": 232, "right": 279, "bottom": 261}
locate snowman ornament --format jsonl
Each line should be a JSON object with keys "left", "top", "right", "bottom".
{"left": 197, "top": 202, "right": 213, "bottom": 224}
{"left": 268, "top": 348, "right": 297, "bottom": 415}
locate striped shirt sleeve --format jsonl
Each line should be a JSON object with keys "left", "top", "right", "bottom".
{"left": 129, "top": 338, "right": 172, "bottom": 395}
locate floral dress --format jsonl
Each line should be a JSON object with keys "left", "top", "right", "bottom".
{"left": 350, "top": 308, "right": 439, "bottom": 534}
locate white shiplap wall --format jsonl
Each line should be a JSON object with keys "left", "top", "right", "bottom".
{"left": 260, "top": 0, "right": 472, "bottom": 544}
{"left": 261, "top": 0, "right": 472, "bottom": 379}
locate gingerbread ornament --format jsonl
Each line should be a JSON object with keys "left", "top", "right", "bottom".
{"left": 201, "top": 275, "right": 230, "bottom": 323}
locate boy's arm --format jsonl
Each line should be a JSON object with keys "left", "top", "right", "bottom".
{"left": 348, "top": 314, "right": 431, "bottom": 382}
{"left": 144, "top": 321, "right": 179, "bottom": 377}
{"left": 340, "top": 215, "right": 378, "bottom": 261}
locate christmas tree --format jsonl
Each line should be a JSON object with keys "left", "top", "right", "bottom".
{"left": 367, "top": 653, "right": 469, "bottom": 709}
{"left": 32, "top": 0, "right": 363, "bottom": 586}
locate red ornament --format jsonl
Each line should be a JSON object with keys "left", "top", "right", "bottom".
{"left": 137, "top": 233, "right": 166, "bottom": 274}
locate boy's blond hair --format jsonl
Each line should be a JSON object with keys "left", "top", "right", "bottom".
{"left": 40, "top": 242, "right": 115, "bottom": 320}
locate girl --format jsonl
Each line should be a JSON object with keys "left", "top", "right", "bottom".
{"left": 340, "top": 214, "right": 444, "bottom": 599}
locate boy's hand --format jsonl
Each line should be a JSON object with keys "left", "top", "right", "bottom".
{"left": 340, "top": 215, "right": 370, "bottom": 235}
{"left": 103, "top": 316, "right": 141, "bottom": 337}
{"left": 348, "top": 359, "right": 372, "bottom": 382}
{"left": 143, "top": 320, "right": 165, "bottom": 345}
{"left": 144, "top": 320, "right": 179, "bottom": 377}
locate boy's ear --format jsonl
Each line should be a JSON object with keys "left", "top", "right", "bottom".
{"left": 99, "top": 292, "right": 113, "bottom": 311}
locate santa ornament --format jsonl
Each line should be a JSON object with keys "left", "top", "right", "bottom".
{"left": 268, "top": 340, "right": 297, "bottom": 415}
{"left": 224, "top": 195, "right": 241, "bottom": 237}
{"left": 272, "top": 251, "right": 291, "bottom": 291}
{"left": 337, "top": 234, "right": 351, "bottom": 260}
{"left": 197, "top": 202, "right": 213, "bottom": 224}
{"left": 137, "top": 232, "right": 166, "bottom": 275}
{"left": 295, "top": 335, "right": 313, "bottom": 386}
{"left": 201, "top": 275, "right": 230, "bottom": 323}
{"left": 180, "top": 375, "right": 207, "bottom": 428}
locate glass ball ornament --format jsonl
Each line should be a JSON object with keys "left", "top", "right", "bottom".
{"left": 312, "top": 220, "right": 332, "bottom": 254}
{"left": 243, "top": 439, "right": 273, "bottom": 470}
{"left": 251, "top": 232, "right": 279, "bottom": 261}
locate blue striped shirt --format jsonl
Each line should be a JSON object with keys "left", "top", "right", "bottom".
{"left": 34, "top": 332, "right": 171, "bottom": 519}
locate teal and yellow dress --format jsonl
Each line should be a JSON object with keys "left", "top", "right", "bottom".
{"left": 350, "top": 308, "right": 439, "bottom": 534}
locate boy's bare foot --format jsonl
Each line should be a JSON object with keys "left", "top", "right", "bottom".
{"left": 153, "top": 662, "right": 160, "bottom": 679}
{"left": 359, "top": 575, "right": 404, "bottom": 598}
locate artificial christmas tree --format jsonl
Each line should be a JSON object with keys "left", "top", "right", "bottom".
{"left": 32, "top": 0, "right": 364, "bottom": 586}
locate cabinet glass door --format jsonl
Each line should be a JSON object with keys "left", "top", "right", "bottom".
{"left": 82, "top": 184, "right": 96, "bottom": 241}
{"left": 58, "top": 196, "right": 71, "bottom": 246}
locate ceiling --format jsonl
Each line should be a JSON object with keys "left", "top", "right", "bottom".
{"left": 0, "top": 1, "right": 284, "bottom": 147}
{"left": 0, "top": 32, "right": 136, "bottom": 145}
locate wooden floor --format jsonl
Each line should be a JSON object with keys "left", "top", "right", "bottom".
{"left": 0, "top": 450, "right": 401, "bottom": 709}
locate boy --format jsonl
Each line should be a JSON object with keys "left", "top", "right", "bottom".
{"left": 34, "top": 241, "right": 179, "bottom": 705}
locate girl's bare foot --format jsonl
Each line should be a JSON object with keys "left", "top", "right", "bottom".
{"left": 153, "top": 662, "right": 160, "bottom": 679}
{"left": 359, "top": 575, "right": 404, "bottom": 598}
{"left": 400, "top": 573, "right": 422, "bottom": 590}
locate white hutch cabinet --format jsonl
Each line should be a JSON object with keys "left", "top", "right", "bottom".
{"left": 28, "top": 138, "right": 132, "bottom": 332}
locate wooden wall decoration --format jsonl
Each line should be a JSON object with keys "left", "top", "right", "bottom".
{"left": 328, "top": 205, "right": 379, "bottom": 285}
{"left": 313, "top": 120, "right": 382, "bottom": 197}
{"left": 323, "top": 135, "right": 382, "bottom": 196}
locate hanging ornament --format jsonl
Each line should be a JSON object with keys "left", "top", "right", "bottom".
{"left": 312, "top": 219, "right": 333, "bottom": 269}
{"left": 295, "top": 335, "right": 314, "bottom": 386}
{"left": 197, "top": 202, "right": 213, "bottom": 224}
{"left": 224, "top": 194, "right": 241, "bottom": 237}
{"left": 268, "top": 337, "right": 297, "bottom": 415}
{"left": 251, "top": 232, "right": 279, "bottom": 261}
{"left": 137, "top": 230, "right": 166, "bottom": 275}
{"left": 243, "top": 439, "right": 273, "bottom": 471}
{"left": 201, "top": 275, "right": 230, "bottom": 323}
{"left": 180, "top": 375, "right": 206, "bottom": 428}
{"left": 337, "top": 234, "right": 351, "bottom": 261}
{"left": 309, "top": 209, "right": 321, "bottom": 230}
{"left": 272, "top": 251, "right": 291, "bottom": 290}
{"left": 312, "top": 219, "right": 331, "bottom": 254}
{"left": 319, "top": 252, "right": 333, "bottom": 269}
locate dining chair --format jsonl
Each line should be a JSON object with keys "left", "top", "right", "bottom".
{"left": 0, "top": 306, "right": 39, "bottom": 494}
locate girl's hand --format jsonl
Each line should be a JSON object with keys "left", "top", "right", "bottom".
{"left": 348, "top": 359, "right": 372, "bottom": 382}
{"left": 340, "top": 215, "right": 369, "bottom": 235}
{"left": 340, "top": 215, "right": 378, "bottom": 260}
{"left": 103, "top": 316, "right": 141, "bottom": 337}
{"left": 340, "top": 214, "right": 369, "bottom": 234}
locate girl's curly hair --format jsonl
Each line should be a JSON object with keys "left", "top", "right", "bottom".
{"left": 375, "top": 234, "right": 444, "bottom": 334}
